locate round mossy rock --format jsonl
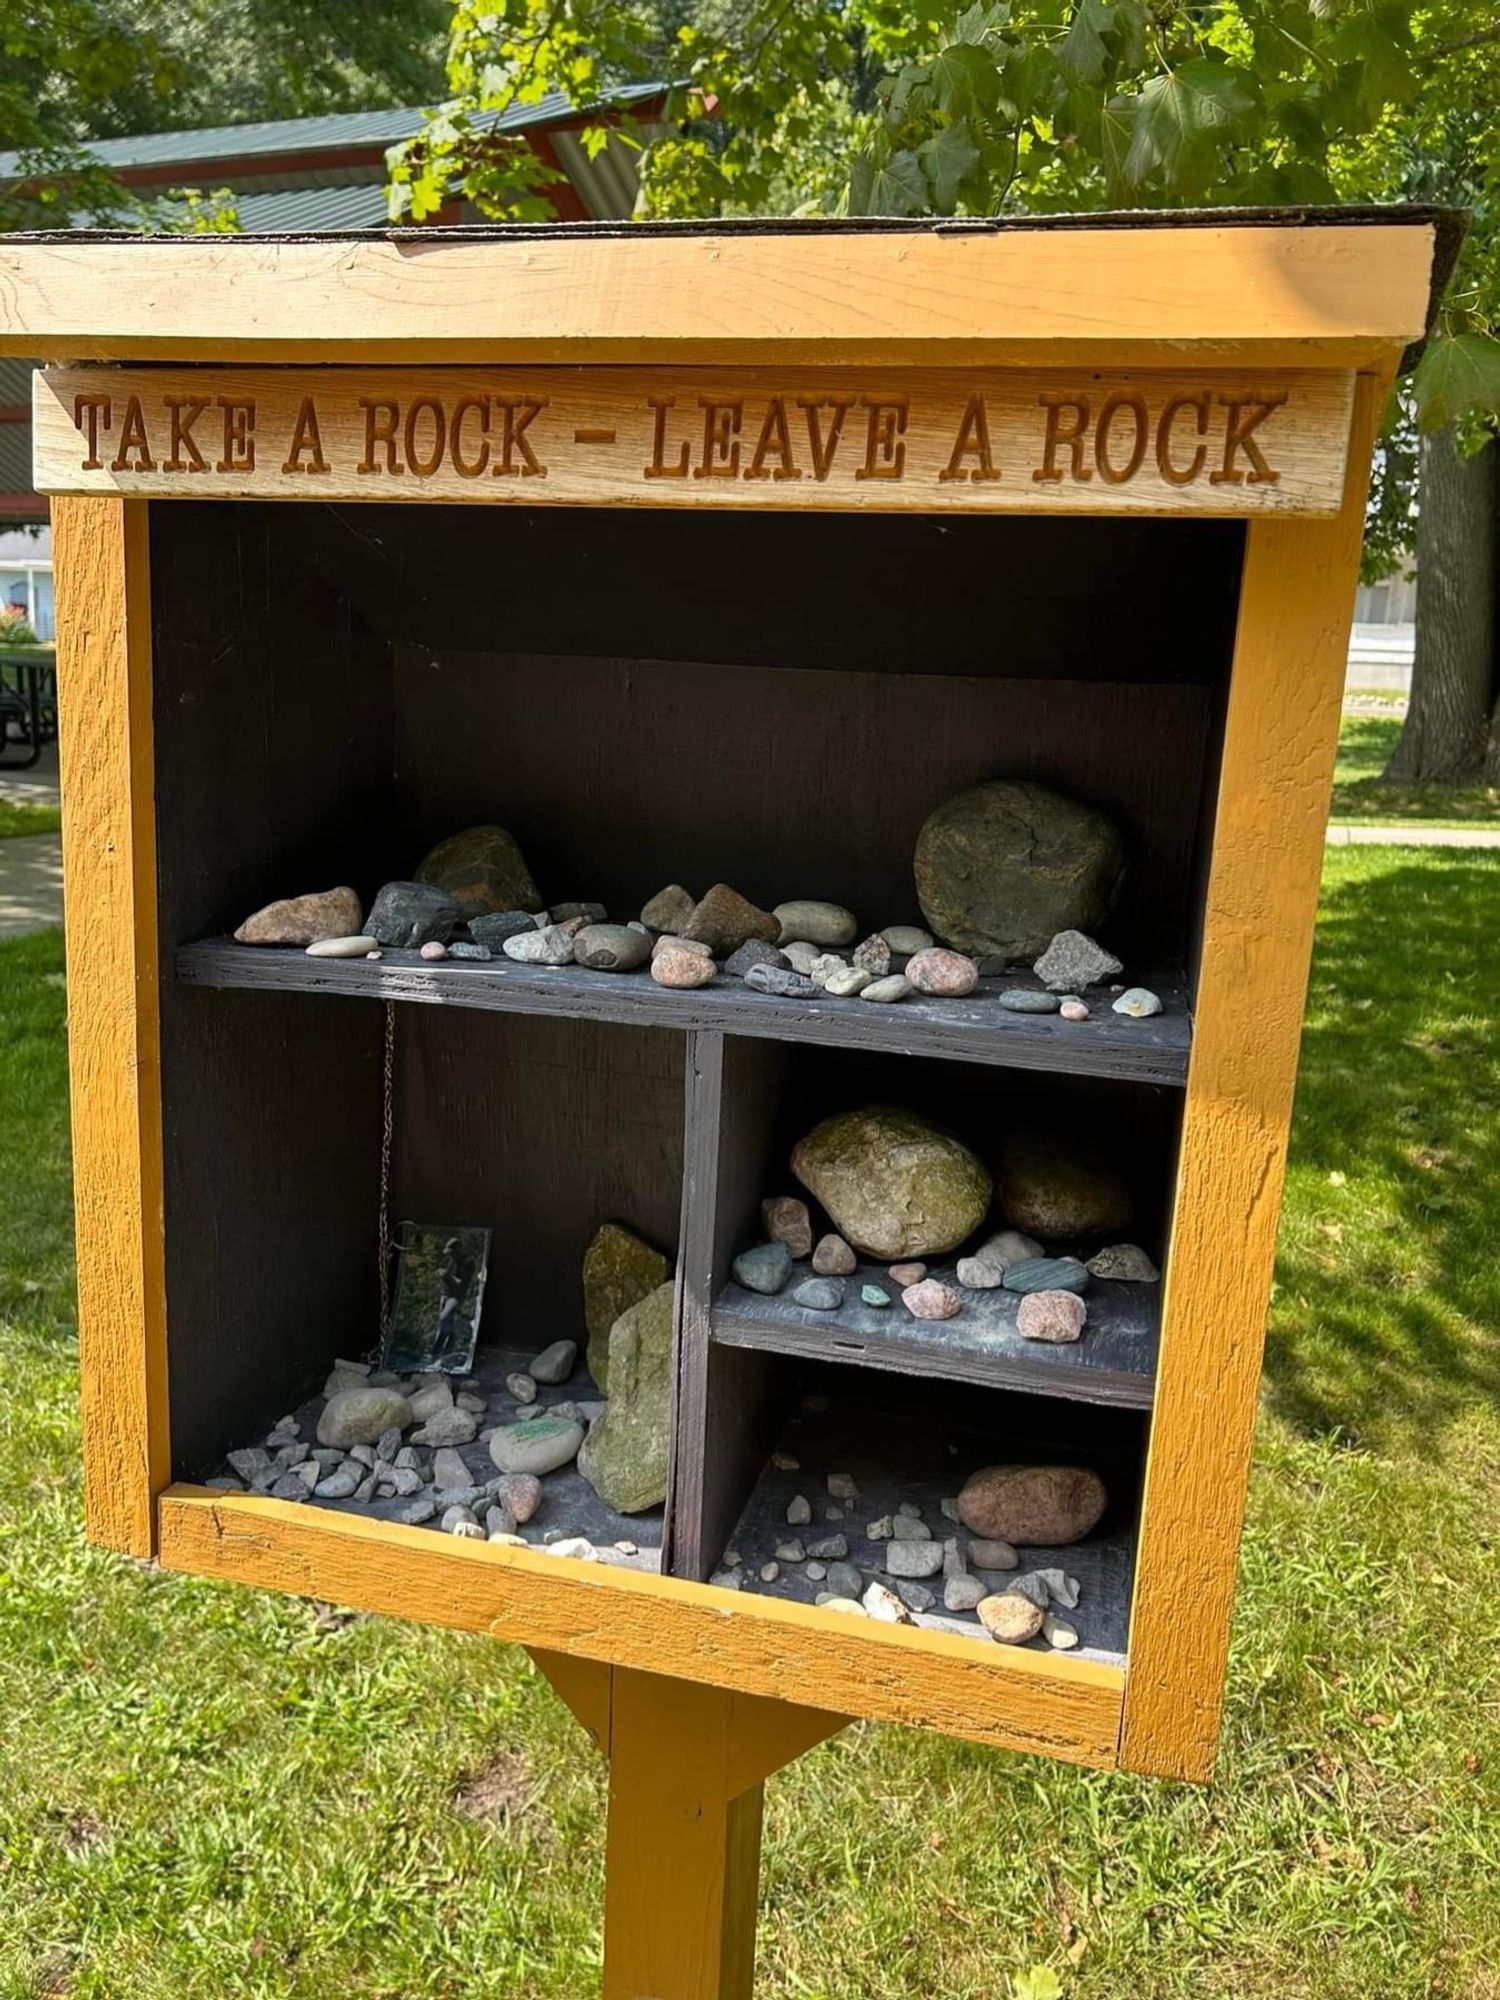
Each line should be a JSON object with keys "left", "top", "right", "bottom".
{"left": 416, "top": 825, "right": 542, "bottom": 920}
{"left": 913, "top": 780, "right": 1126, "bottom": 964}
{"left": 791, "top": 1105, "right": 991, "bottom": 1261}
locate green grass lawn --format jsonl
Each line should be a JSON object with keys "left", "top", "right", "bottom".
{"left": 1331, "top": 714, "right": 1500, "bottom": 830}
{"left": 0, "top": 799, "right": 61, "bottom": 840}
{"left": 2, "top": 850, "right": 1498, "bottom": 2000}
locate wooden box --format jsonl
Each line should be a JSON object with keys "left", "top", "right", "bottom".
{"left": 0, "top": 211, "right": 1449, "bottom": 1785}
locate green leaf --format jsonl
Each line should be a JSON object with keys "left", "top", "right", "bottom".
{"left": 862, "top": 147, "right": 929, "bottom": 216}
{"left": 1056, "top": 0, "right": 1117, "bottom": 89}
{"left": 1411, "top": 334, "right": 1500, "bottom": 433}
{"left": 1011, "top": 1970, "right": 1065, "bottom": 2000}
{"left": 919, "top": 120, "right": 982, "bottom": 210}
{"left": 929, "top": 42, "right": 1003, "bottom": 117}
{"left": 1123, "top": 57, "right": 1257, "bottom": 190}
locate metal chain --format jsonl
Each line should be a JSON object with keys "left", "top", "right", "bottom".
{"left": 376, "top": 999, "right": 395, "bottom": 1343}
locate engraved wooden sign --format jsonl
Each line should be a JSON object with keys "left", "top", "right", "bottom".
{"left": 34, "top": 365, "right": 1353, "bottom": 514}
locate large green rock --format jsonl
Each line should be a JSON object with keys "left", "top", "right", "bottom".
{"left": 415, "top": 824, "right": 542, "bottom": 919}
{"left": 582, "top": 1222, "right": 670, "bottom": 1393}
{"left": 577, "top": 1282, "right": 675, "bottom": 1514}
{"left": 913, "top": 780, "right": 1126, "bottom": 965}
{"left": 791, "top": 1106, "right": 991, "bottom": 1261}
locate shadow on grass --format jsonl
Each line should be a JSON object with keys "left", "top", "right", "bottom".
{"left": 1266, "top": 851, "right": 1500, "bottom": 1454}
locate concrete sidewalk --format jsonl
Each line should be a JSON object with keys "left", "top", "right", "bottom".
{"left": 1326, "top": 823, "right": 1500, "bottom": 849}
{"left": 0, "top": 834, "right": 63, "bottom": 936}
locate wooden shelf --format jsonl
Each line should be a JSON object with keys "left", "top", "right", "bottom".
{"left": 177, "top": 940, "right": 1192, "bottom": 1085}
{"left": 714, "top": 1258, "right": 1159, "bottom": 1410}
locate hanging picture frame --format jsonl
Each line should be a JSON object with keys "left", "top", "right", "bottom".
{"left": 381, "top": 1222, "right": 490, "bottom": 1375}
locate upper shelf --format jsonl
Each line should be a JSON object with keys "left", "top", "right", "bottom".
{"left": 176, "top": 940, "right": 1192, "bottom": 1085}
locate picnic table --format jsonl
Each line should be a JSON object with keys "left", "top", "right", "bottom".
{"left": 0, "top": 649, "right": 57, "bottom": 768}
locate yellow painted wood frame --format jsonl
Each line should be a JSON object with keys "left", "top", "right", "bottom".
{"left": 35, "top": 219, "right": 1427, "bottom": 1793}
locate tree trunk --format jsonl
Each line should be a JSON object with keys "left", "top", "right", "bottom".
{"left": 1381, "top": 426, "right": 1496, "bottom": 785}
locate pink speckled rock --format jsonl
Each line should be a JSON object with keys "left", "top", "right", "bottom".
{"left": 905, "top": 948, "right": 980, "bottom": 998}
{"left": 651, "top": 944, "right": 716, "bottom": 990}
{"left": 1059, "top": 997, "right": 1090, "bottom": 1021}
{"left": 902, "top": 1278, "right": 962, "bottom": 1321}
{"left": 1016, "top": 1289, "right": 1088, "bottom": 1344}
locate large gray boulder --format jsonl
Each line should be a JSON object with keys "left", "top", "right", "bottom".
{"left": 791, "top": 1106, "right": 991, "bottom": 1261}
{"left": 914, "top": 780, "right": 1126, "bottom": 965}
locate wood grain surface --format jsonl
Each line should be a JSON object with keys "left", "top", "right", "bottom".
{"left": 36, "top": 364, "right": 1354, "bottom": 516}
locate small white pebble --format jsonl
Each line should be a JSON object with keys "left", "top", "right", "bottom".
{"left": 420, "top": 940, "right": 448, "bottom": 961}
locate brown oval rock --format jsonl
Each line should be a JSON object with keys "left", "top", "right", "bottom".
{"left": 1016, "top": 1290, "right": 1088, "bottom": 1344}
{"left": 680, "top": 883, "right": 779, "bottom": 957}
{"left": 957, "top": 1464, "right": 1107, "bottom": 1546}
{"left": 976, "top": 1590, "right": 1047, "bottom": 1644}
{"left": 995, "top": 1128, "right": 1134, "bottom": 1240}
{"left": 651, "top": 944, "right": 717, "bottom": 990}
{"left": 415, "top": 825, "right": 541, "bottom": 919}
{"left": 812, "top": 1233, "right": 857, "bottom": 1276}
{"left": 792, "top": 1107, "right": 991, "bottom": 1261}
{"left": 905, "top": 948, "right": 980, "bottom": 998}
{"left": 761, "top": 1196, "right": 813, "bottom": 1259}
{"left": 235, "top": 885, "right": 362, "bottom": 947}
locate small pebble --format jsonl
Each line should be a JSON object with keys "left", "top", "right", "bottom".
{"left": 399, "top": 1498, "right": 438, "bottom": 1526}
{"left": 944, "top": 1573, "right": 988, "bottom": 1611}
{"left": 787, "top": 1494, "right": 812, "bottom": 1526}
{"left": 808, "top": 952, "right": 848, "bottom": 986}
{"left": 859, "top": 974, "right": 911, "bottom": 1004}
{"left": 939, "top": 1497, "right": 961, "bottom": 1523}
{"left": 305, "top": 935, "right": 378, "bottom": 959}
{"left": 775, "top": 1541, "right": 806, "bottom": 1563}
{"left": 890, "top": 1515, "right": 932, "bottom": 1541}
{"left": 773, "top": 900, "right": 858, "bottom": 948}
{"left": 792, "top": 1277, "right": 843, "bottom": 1311}
{"left": 502, "top": 925, "right": 575, "bottom": 967}
{"left": 1086, "top": 1242, "right": 1160, "bottom": 1282}
{"left": 760, "top": 1562, "right": 780, "bottom": 1583}
{"left": 499, "top": 1473, "right": 543, "bottom": 1524}
{"left": 573, "top": 924, "right": 651, "bottom": 973}
{"left": 408, "top": 1379, "right": 455, "bottom": 1422}
{"left": 1016, "top": 1289, "right": 1088, "bottom": 1344}
{"left": 818, "top": 1597, "right": 867, "bottom": 1616}
{"left": 781, "top": 940, "right": 823, "bottom": 975}
{"left": 1112, "top": 986, "right": 1163, "bottom": 1018}
{"left": 885, "top": 1541, "right": 944, "bottom": 1580}
{"left": 881, "top": 925, "right": 933, "bottom": 954}
{"left": 746, "top": 962, "right": 818, "bottom": 999}
{"left": 1035, "top": 1568, "right": 1082, "bottom": 1609}
{"left": 825, "top": 1504, "right": 844, "bottom": 1521}
{"left": 726, "top": 938, "right": 786, "bottom": 978}
{"left": 448, "top": 941, "right": 492, "bottom": 962}
{"left": 902, "top": 1279, "right": 962, "bottom": 1321}
{"left": 1059, "top": 998, "right": 1090, "bottom": 1021}
{"left": 442, "top": 1504, "right": 480, "bottom": 1533}
{"left": 1002, "top": 1256, "right": 1090, "bottom": 1297}
{"left": 410, "top": 1406, "right": 479, "bottom": 1447}
{"left": 976, "top": 1591, "right": 1046, "bottom": 1644}
{"left": 456, "top": 1392, "right": 487, "bottom": 1414}
{"left": 507, "top": 1372, "right": 539, "bottom": 1404}
{"left": 823, "top": 966, "right": 873, "bottom": 998}
{"left": 1033, "top": 930, "right": 1123, "bottom": 993}
{"left": 420, "top": 940, "right": 448, "bottom": 961}
{"left": 543, "top": 1537, "right": 598, "bottom": 1562}
{"left": 651, "top": 932, "right": 713, "bottom": 961}
{"left": 860, "top": 1284, "right": 891, "bottom": 1308}
{"left": 711, "top": 1570, "right": 744, "bottom": 1590}
{"left": 762, "top": 1196, "right": 813, "bottom": 1258}
{"left": 365, "top": 949, "right": 382, "bottom": 960}
{"left": 998, "top": 988, "right": 1060, "bottom": 1013}
{"left": 390, "top": 1466, "right": 423, "bottom": 1495}
{"left": 552, "top": 901, "right": 608, "bottom": 925}
{"left": 771, "top": 1451, "right": 801, "bottom": 1471}
{"left": 827, "top": 1473, "right": 860, "bottom": 1501}
{"left": 805, "top": 1561, "right": 827, "bottom": 1581}
{"left": 956, "top": 1255, "right": 1004, "bottom": 1289}
{"left": 893, "top": 1580, "right": 935, "bottom": 1613}
{"left": 968, "top": 1538, "right": 1020, "bottom": 1570}
{"left": 1042, "top": 1612, "right": 1080, "bottom": 1649}
{"left": 615, "top": 1540, "right": 638, "bottom": 1555}
{"left": 889, "top": 1262, "right": 927, "bottom": 1286}
{"left": 529, "top": 1339, "right": 577, "bottom": 1385}
{"left": 733, "top": 1242, "right": 792, "bottom": 1295}
{"left": 640, "top": 884, "right": 695, "bottom": 932}
{"left": 432, "top": 1447, "right": 471, "bottom": 1491}
{"left": 865, "top": 1516, "right": 894, "bottom": 1540}
{"left": 812, "top": 1233, "right": 857, "bottom": 1276}
{"left": 905, "top": 948, "right": 979, "bottom": 998}
{"left": 863, "top": 1581, "right": 912, "bottom": 1623}
{"left": 651, "top": 943, "right": 716, "bottom": 989}
{"left": 852, "top": 934, "right": 892, "bottom": 978}
{"left": 1010, "top": 1572, "right": 1053, "bottom": 1610}
{"left": 808, "top": 1534, "right": 848, "bottom": 1561}
{"left": 375, "top": 1426, "right": 402, "bottom": 1463}
{"left": 824, "top": 1561, "right": 864, "bottom": 1599}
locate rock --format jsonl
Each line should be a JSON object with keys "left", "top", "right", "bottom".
{"left": 498, "top": 1473, "right": 543, "bottom": 1524}
{"left": 1087, "top": 1242, "right": 1160, "bottom": 1283}
{"left": 906, "top": 949, "right": 980, "bottom": 998}
{"left": 805, "top": 1562, "right": 827, "bottom": 1581}
{"left": 808, "top": 953, "right": 848, "bottom": 987}
{"left": 915, "top": 779, "right": 1126, "bottom": 963}
{"left": 774, "top": 900, "right": 858, "bottom": 947}
{"left": 1000, "top": 1256, "right": 1088, "bottom": 1297}
{"left": 732, "top": 1242, "right": 792, "bottom": 1295}
{"left": 1112, "top": 986, "right": 1163, "bottom": 1018}
{"left": 776, "top": 1540, "right": 806, "bottom": 1563}
{"left": 827, "top": 1472, "right": 860, "bottom": 1501}
{"left": 781, "top": 941, "right": 823, "bottom": 975}
{"left": 889, "top": 1261, "right": 927, "bottom": 1286}
{"left": 726, "top": 938, "right": 785, "bottom": 977}
{"left": 893, "top": 1580, "right": 935, "bottom": 1613}
{"left": 485, "top": 1502, "right": 519, "bottom": 1537}
{"left": 530, "top": 1339, "right": 578, "bottom": 1385}
{"left": 314, "top": 1466, "right": 361, "bottom": 1498}
{"left": 1034, "top": 1568, "right": 1082, "bottom": 1609}
{"left": 442, "top": 1502, "right": 481, "bottom": 1534}
{"left": 886, "top": 1541, "right": 944, "bottom": 1580}
{"left": 367, "top": 881, "right": 462, "bottom": 949}
{"left": 583, "top": 1222, "right": 670, "bottom": 1394}
{"left": 573, "top": 924, "right": 651, "bottom": 972}
{"left": 235, "top": 885, "right": 363, "bottom": 947}
{"left": 408, "top": 1380, "right": 455, "bottom": 1423}
{"left": 456, "top": 1392, "right": 487, "bottom": 1414}
{"left": 641, "top": 884, "right": 696, "bottom": 933}
{"left": 881, "top": 925, "right": 934, "bottom": 955}
{"left": 1033, "top": 930, "right": 1123, "bottom": 993}
{"left": 306, "top": 935, "right": 379, "bottom": 959}
{"left": 902, "top": 1279, "right": 962, "bottom": 1321}
{"left": 389, "top": 1466, "right": 423, "bottom": 1496}
{"left": 791, "top": 1107, "right": 990, "bottom": 1262}
{"left": 227, "top": 1447, "right": 272, "bottom": 1482}
{"left": 267, "top": 1473, "right": 314, "bottom": 1502}
{"left": 652, "top": 931, "right": 713, "bottom": 960}
{"left": 976, "top": 1592, "right": 1046, "bottom": 1644}
{"left": 1059, "top": 998, "right": 1090, "bottom": 1021}
{"left": 808, "top": 1534, "right": 849, "bottom": 1561}
{"left": 416, "top": 825, "right": 541, "bottom": 919}
{"left": 681, "top": 884, "right": 778, "bottom": 956}
{"left": 506, "top": 1371, "right": 538, "bottom": 1405}
{"left": 996, "top": 1129, "right": 1134, "bottom": 1240}
{"left": 863, "top": 1581, "right": 912, "bottom": 1623}
{"left": 1043, "top": 1612, "right": 1080, "bottom": 1649}
{"left": 762, "top": 1196, "right": 813, "bottom": 1258}
{"left": 1009, "top": 1571, "right": 1053, "bottom": 1610}
{"left": 760, "top": 1562, "right": 780, "bottom": 1584}
{"left": 944, "top": 1572, "right": 988, "bottom": 1611}
{"left": 786, "top": 1494, "right": 812, "bottom": 1525}
{"left": 967, "top": 1537, "right": 1020, "bottom": 1570}
{"left": 812, "top": 1233, "right": 856, "bottom": 1276}
{"left": 469, "top": 910, "right": 540, "bottom": 950}
{"left": 712, "top": 1570, "right": 744, "bottom": 1591}
{"left": 745, "top": 963, "right": 817, "bottom": 998}
{"left": 652, "top": 943, "right": 716, "bottom": 990}
{"left": 859, "top": 976, "right": 911, "bottom": 1004}
{"left": 852, "top": 934, "right": 892, "bottom": 978}
{"left": 792, "top": 1277, "right": 843, "bottom": 1311}
{"left": 577, "top": 1282, "right": 674, "bottom": 1513}
{"left": 890, "top": 1516, "right": 931, "bottom": 1542}
{"left": 375, "top": 1426, "right": 403, "bottom": 1462}
{"left": 958, "top": 1465, "right": 1107, "bottom": 1546}
{"left": 503, "top": 924, "right": 575, "bottom": 966}
{"left": 552, "top": 901, "right": 606, "bottom": 925}
{"left": 1016, "top": 1290, "right": 1088, "bottom": 1344}
{"left": 420, "top": 941, "right": 449, "bottom": 961}
{"left": 823, "top": 966, "right": 873, "bottom": 998}
{"left": 818, "top": 1597, "right": 867, "bottom": 1617}
{"left": 824, "top": 1561, "right": 865, "bottom": 1600}
{"left": 317, "top": 1387, "right": 412, "bottom": 1450}
{"left": 998, "top": 989, "right": 1060, "bottom": 1013}
{"left": 544, "top": 1536, "right": 599, "bottom": 1562}
{"left": 448, "top": 941, "right": 492, "bottom": 962}
{"left": 956, "top": 1256, "right": 1004, "bottom": 1289}
{"left": 825, "top": 1505, "right": 844, "bottom": 1521}
{"left": 861, "top": 1284, "right": 891, "bottom": 1308}
{"left": 488, "top": 1416, "right": 585, "bottom": 1477}
{"left": 411, "top": 1407, "right": 480, "bottom": 1448}
{"left": 865, "top": 1515, "right": 894, "bottom": 1540}
{"left": 433, "top": 1446, "right": 471, "bottom": 1490}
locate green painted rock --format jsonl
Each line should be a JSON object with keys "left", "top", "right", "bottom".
{"left": 914, "top": 780, "right": 1126, "bottom": 964}
{"left": 582, "top": 1222, "right": 670, "bottom": 1393}
{"left": 416, "top": 824, "right": 542, "bottom": 920}
{"left": 577, "top": 1282, "right": 674, "bottom": 1514}
{"left": 995, "top": 1128, "right": 1135, "bottom": 1240}
{"left": 791, "top": 1105, "right": 991, "bottom": 1261}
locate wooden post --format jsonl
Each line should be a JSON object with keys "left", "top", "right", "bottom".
{"left": 532, "top": 1652, "right": 846, "bottom": 1999}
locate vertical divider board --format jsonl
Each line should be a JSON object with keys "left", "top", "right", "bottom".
{"left": 670, "top": 1033, "right": 793, "bottom": 1582}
